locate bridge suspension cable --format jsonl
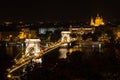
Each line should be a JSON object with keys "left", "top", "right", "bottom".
{"left": 7, "top": 38, "right": 77, "bottom": 78}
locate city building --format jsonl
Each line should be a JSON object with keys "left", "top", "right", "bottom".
{"left": 90, "top": 14, "right": 105, "bottom": 27}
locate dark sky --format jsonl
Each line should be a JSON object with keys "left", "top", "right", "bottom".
{"left": 0, "top": 0, "right": 119, "bottom": 21}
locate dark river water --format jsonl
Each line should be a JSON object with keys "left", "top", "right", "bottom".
{"left": 0, "top": 43, "right": 120, "bottom": 80}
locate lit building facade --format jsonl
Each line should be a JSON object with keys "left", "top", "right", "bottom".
{"left": 90, "top": 14, "right": 105, "bottom": 27}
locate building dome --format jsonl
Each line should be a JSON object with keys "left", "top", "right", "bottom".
{"left": 90, "top": 14, "right": 105, "bottom": 27}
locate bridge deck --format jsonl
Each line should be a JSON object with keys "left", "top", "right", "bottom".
{"left": 7, "top": 39, "right": 76, "bottom": 75}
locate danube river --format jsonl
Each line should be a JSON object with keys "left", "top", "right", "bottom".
{"left": 0, "top": 43, "right": 120, "bottom": 80}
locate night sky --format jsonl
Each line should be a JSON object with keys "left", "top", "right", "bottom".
{"left": 0, "top": 0, "right": 119, "bottom": 21}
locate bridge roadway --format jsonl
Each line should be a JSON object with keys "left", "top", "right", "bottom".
{"left": 7, "top": 38, "right": 77, "bottom": 76}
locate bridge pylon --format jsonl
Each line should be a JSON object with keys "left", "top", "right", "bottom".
{"left": 61, "top": 31, "right": 71, "bottom": 43}
{"left": 25, "top": 39, "right": 41, "bottom": 57}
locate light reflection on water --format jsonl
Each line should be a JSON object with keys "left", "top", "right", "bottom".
{"left": 58, "top": 43, "right": 120, "bottom": 62}
{"left": 59, "top": 47, "right": 68, "bottom": 59}
{"left": 6, "top": 46, "right": 13, "bottom": 57}
{"left": 1, "top": 44, "right": 120, "bottom": 60}
{"left": 0, "top": 45, "right": 25, "bottom": 59}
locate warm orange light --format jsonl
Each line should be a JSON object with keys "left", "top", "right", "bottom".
{"left": 18, "top": 32, "right": 26, "bottom": 39}
{"left": 90, "top": 13, "right": 105, "bottom": 26}
{"left": 117, "top": 32, "right": 120, "bottom": 38}
{"left": 9, "top": 35, "right": 12, "bottom": 38}
{"left": 7, "top": 74, "right": 12, "bottom": 78}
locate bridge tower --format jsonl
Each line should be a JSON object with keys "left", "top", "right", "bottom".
{"left": 25, "top": 39, "right": 41, "bottom": 57}
{"left": 60, "top": 31, "right": 71, "bottom": 59}
{"left": 61, "top": 31, "right": 71, "bottom": 43}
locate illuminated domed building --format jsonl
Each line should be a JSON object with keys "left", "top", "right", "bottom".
{"left": 90, "top": 14, "right": 105, "bottom": 27}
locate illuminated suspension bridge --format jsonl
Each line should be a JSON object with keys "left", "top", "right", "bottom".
{"left": 6, "top": 31, "right": 77, "bottom": 79}
{"left": 6, "top": 27, "right": 98, "bottom": 79}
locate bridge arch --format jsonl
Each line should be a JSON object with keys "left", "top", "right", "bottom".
{"left": 61, "top": 31, "right": 71, "bottom": 43}
{"left": 25, "top": 39, "right": 41, "bottom": 57}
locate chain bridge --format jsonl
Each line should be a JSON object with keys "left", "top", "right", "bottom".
{"left": 6, "top": 31, "right": 77, "bottom": 79}
{"left": 6, "top": 26, "right": 101, "bottom": 79}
